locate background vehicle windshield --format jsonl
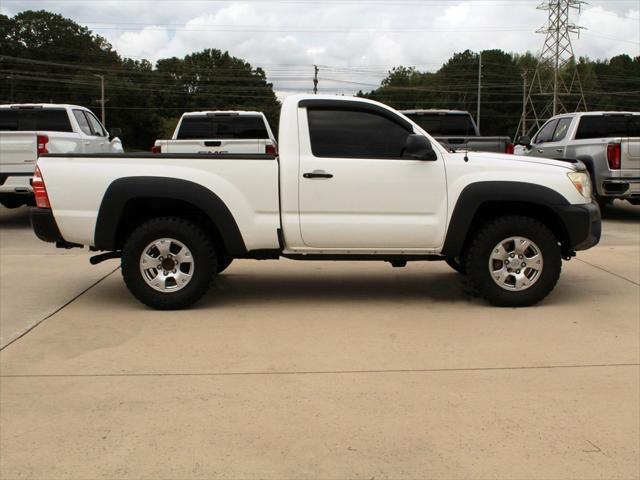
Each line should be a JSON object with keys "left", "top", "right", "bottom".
{"left": 177, "top": 115, "right": 269, "bottom": 140}
{"left": 0, "top": 108, "right": 73, "bottom": 132}
{"left": 404, "top": 113, "right": 475, "bottom": 136}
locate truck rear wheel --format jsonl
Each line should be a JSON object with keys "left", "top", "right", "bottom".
{"left": 121, "top": 217, "right": 217, "bottom": 310}
{"left": 463, "top": 216, "right": 561, "bottom": 307}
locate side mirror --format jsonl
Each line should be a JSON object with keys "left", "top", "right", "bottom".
{"left": 403, "top": 134, "right": 437, "bottom": 161}
{"left": 109, "top": 128, "right": 122, "bottom": 141}
{"left": 516, "top": 135, "right": 531, "bottom": 148}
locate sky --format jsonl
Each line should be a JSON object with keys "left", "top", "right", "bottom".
{"left": 2, "top": 0, "right": 639, "bottom": 97}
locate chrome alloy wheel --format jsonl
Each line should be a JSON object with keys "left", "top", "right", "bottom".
{"left": 139, "top": 238, "right": 194, "bottom": 293}
{"left": 488, "top": 236, "right": 543, "bottom": 292}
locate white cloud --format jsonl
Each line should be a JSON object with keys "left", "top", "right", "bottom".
{"left": 4, "top": 0, "right": 639, "bottom": 96}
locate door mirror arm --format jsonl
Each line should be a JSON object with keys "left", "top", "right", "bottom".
{"left": 516, "top": 135, "right": 532, "bottom": 149}
{"left": 109, "top": 128, "right": 122, "bottom": 141}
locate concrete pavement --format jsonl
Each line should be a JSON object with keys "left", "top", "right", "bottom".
{"left": 0, "top": 202, "right": 638, "bottom": 479}
{"left": 0, "top": 207, "right": 116, "bottom": 348}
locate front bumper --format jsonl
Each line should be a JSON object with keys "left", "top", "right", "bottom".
{"left": 555, "top": 201, "right": 601, "bottom": 251}
{"left": 30, "top": 207, "right": 64, "bottom": 243}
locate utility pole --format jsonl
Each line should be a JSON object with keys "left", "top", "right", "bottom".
{"left": 313, "top": 65, "right": 319, "bottom": 94}
{"left": 516, "top": 1, "right": 587, "bottom": 137}
{"left": 476, "top": 51, "right": 482, "bottom": 132}
{"left": 94, "top": 74, "right": 106, "bottom": 127}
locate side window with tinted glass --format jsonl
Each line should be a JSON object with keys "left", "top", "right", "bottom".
{"left": 534, "top": 119, "right": 558, "bottom": 144}
{"left": 552, "top": 117, "right": 572, "bottom": 142}
{"left": 85, "top": 112, "right": 106, "bottom": 136}
{"left": 307, "top": 108, "right": 411, "bottom": 159}
{"left": 73, "top": 110, "right": 92, "bottom": 135}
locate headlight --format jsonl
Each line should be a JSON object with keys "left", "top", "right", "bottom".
{"left": 567, "top": 171, "right": 592, "bottom": 198}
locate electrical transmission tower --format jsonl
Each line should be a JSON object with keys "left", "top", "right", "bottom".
{"left": 517, "top": 0, "right": 588, "bottom": 137}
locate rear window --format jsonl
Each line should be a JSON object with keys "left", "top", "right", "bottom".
{"left": 176, "top": 115, "right": 269, "bottom": 140}
{"left": 0, "top": 108, "right": 73, "bottom": 132}
{"left": 404, "top": 113, "right": 476, "bottom": 136}
{"left": 575, "top": 115, "right": 640, "bottom": 139}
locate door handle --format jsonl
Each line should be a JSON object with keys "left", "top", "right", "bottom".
{"left": 555, "top": 148, "right": 563, "bottom": 153}
{"left": 303, "top": 170, "right": 333, "bottom": 179}
{"left": 537, "top": 149, "right": 544, "bottom": 153}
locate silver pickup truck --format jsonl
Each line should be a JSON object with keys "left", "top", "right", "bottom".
{"left": 517, "top": 112, "right": 640, "bottom": 209}
{"left": 401, "top": 109, "right": 513, "bottom": 154}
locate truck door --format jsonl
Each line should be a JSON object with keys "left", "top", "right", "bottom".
{"left": 528, "top": 119, "right": 559, "bottom": 158}
{"left": 84, "top": 111, "right": 109, "bottom": 152}
{"left": 297, "top": 102, "right": 447, "bottom": 249}
{"left": 528, "top": 117, "right": 572, "bottom": 159}
{"left": 73, "top": 110, "right": 103, "bottom": 152}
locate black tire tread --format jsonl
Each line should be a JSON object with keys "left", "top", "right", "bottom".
{"left": 121, "top": 217, "right": 217, "bottom": 310}
{"left": 463, "top": 215, "right": 561, "bottom": 307}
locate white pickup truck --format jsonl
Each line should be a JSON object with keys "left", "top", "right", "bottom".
{"left": 31, "top": 95, "right": 600, "bottom": 310}
{"left": 0, "top": 104, "right": 123, "bottom": 208}
{"left": 152, "top": 111, "right": 277, "bottom": 154}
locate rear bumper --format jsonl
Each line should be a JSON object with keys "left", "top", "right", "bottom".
{"left": 555, "top": 201, "right": 601, "bottom": 251}
{"left": 30, "top": 207, "right": 64, "bottom": 243}
{"left": 0, "top": 173, "right": 33, "bottom": 195}
{"left": 600, "top": 176, "right": 640, "bottom": 199}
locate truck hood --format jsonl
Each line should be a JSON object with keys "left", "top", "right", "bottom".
{"left": 467, "top": 151, "right": 582, "bottom": 171}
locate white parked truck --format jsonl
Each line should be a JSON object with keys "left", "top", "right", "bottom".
{"left": 31, "top": 95, "right": 600, "bottom": 310}
{"left": 0, "top": 104, "right": 123, "bottom": 208}
{"left": 152, "top": 111, "right": 277, "bottom": 155}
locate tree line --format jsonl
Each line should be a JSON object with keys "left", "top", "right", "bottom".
{"left": 1, "top": 10, "right": 638, "bottom": 149}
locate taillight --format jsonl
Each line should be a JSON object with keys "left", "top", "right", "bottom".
{"left": 607, "top": 143, "right": 621, "bottom": 170}
{"left": 505, "top": 143, "right": 515, "bottom": 155}
{"left": 266, "top": 144, "right": 278, "bottom": 156}
{"left": 32, "top": 166, "right": 51, "bottom": 208}
{"left": 37, "top": 135, "right": 49, "bottom": 157}
{"left": 151, "top": 145, "right": 161, "bottom": 154}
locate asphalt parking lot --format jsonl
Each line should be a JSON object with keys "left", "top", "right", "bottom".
{"left": 0, "top": 203, "right": 638, "bottom": 479}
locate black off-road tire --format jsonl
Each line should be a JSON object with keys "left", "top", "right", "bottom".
{"left": 445, "top": 257, "right": 466, "bottom": 274}
{"left": 121, "top": 217, "right": 217, "bottom": 310}
{"left": 464, "top": 216, "right": 562, "bottom": 307}
{"left": 216, "top": 252, "right": 233, "bottom": 274}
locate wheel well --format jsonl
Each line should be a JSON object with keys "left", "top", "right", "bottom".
{"left": 462, "top": 201, "right": 572, "bottom": 257}
{"left": 113, "top": 197, "right": 226, "bottom": 255}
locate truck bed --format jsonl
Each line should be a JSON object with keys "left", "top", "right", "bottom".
{"left": 38, "top": 152, "right": 281, "bottom": 250}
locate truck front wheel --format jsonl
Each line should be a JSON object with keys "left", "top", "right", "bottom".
{"left": 121, "top": 217, "right": 217, "bottom": 310}
{"left": 463, "top": 216, "right": 561, "bottom": 307}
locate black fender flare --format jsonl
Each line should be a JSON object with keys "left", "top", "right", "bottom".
{"left": 441, "top": 181, "right": 570, "bottom": 258}
{"left": 94, "top": 176, "right": 247, "bottom": 256}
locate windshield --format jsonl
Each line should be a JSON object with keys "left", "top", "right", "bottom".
{"left": 177, "top": 115, "right": 269, "bottom": 140}
{"left": 404, "top": 113, "right": 476, "bottom": 136}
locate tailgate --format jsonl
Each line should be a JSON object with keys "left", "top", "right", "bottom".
{"left": 623, "top": 138, "right": 640, "bottom": 171}
{"left": 0, "top": 132, "right": 37, "bottom": 169}
{"left": 164, "top": 139, "right": 264, "bottom": 154}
